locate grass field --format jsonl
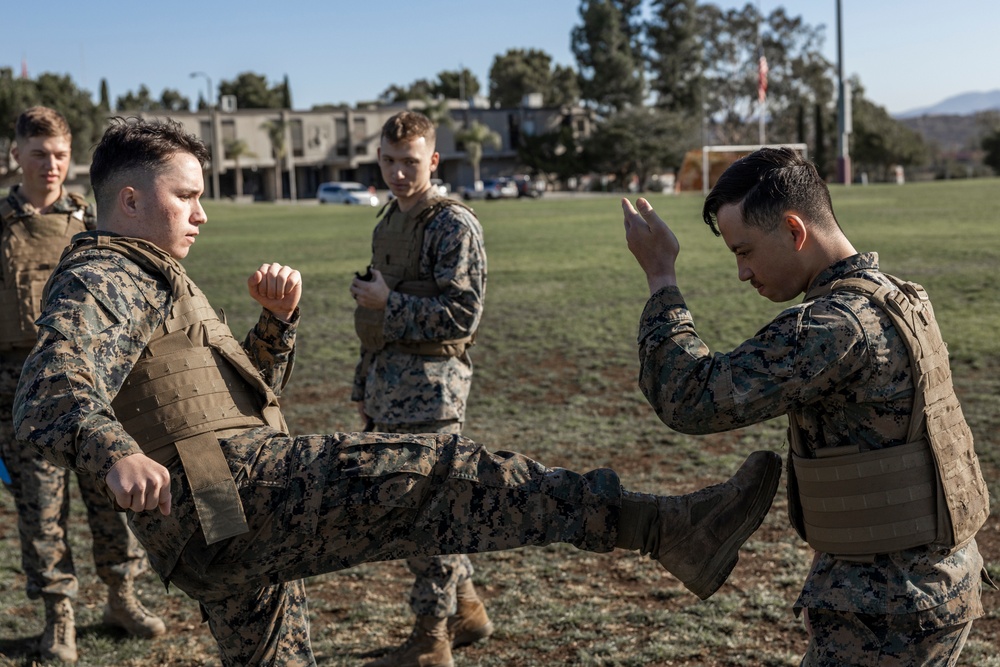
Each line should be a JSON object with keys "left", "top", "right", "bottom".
{"left": 2, "top": 179, "right": 998, "bottom": 666}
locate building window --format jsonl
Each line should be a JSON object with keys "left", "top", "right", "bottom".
{"left": 335, "top": 118, "right": 348, "bottom": 157}
{"left": 221, "top": 120, "right": 236, "bottom": 144}
{"left": 353, "top": 117, "right": 368, "bottom": 156}
{"left": 291, "top": 120, "right": 304, "bottom": 158}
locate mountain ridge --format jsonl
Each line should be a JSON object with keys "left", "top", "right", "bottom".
{"left": 894, "top": 90, "right": 1000, "bottom": 119}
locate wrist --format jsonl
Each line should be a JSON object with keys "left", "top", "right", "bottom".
{"left": 646, "top": 273, "right": 677, "bottom": 295}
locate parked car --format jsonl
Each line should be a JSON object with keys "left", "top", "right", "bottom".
{"left": 317, "top": 181, "right": 379, "bottom": 206}
{"left": 512, "top": 174, "right": 546, "bottom": 198}
{"left": 462, "top": 178, "right": 518, "bottom": 201}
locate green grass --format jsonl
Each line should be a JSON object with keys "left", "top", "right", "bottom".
{"left": 2, "top": 180, "right": 999, "bottom": 666}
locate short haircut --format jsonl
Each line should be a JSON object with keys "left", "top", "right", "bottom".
{"left": 15, "top": 106, "right": 72, "bottom": 142}
{"left": 90, "top": 117, "right": 208, "bottom": 212}
{"left": 702, "top": 147, "right": 839, "bottom": 236}
{"left": 381, "top": 110, "right": 436, "bottom": 146}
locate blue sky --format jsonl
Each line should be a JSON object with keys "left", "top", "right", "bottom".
{"left": 6, "top": 0, "right": 998, "bottom": 116}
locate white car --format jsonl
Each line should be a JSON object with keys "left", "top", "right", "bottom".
{"left": 317, "top": 182, "right": 379, "bottom": 206}
{"left": 462, "top": 178, "right": 518, "bottom": 201}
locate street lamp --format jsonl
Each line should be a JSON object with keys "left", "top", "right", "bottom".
{"left": 190, "top": 71, "right": 221, "bottom": 199}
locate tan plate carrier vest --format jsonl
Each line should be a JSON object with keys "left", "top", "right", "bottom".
{"left": 354, "top": 197, "right": 477, "bottom": 358}
{"left": 1, "top": 193, "right": 90, "bottom": 350}
{"left": 56, "top": 234, "right": 289, "bottom": 545}
{"left": 786, "top": 274, "right": 989, "bottom": 557}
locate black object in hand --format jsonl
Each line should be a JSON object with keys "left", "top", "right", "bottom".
{"left": 355, "top": 265, "right": 374, "bottom": 281}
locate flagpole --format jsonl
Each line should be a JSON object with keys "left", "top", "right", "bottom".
{"left": 757, "top": 2, "right": 766, "bottom": 145}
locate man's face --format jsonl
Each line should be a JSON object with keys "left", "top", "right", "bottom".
{"left": 378, "top": 135, "right": 439, "bottom": 203}
{"left": 716, "top": 203, "right": 808, "bottom": 303}
{"left": 132, "top": 152, "right": 207, "bottom": 259}
{"left": 12, "top": 134, "right": 72, "bottom": 197}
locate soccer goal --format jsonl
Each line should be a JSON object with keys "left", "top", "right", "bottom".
{"left": 700, "top": 143, "right": 809, "bottom": 194}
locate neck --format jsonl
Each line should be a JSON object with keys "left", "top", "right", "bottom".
{"left": 21, "top": 183, "right": 63, "bottom": 212}
{"left": 396, "top": 185, "right": 432, "bottom": 213}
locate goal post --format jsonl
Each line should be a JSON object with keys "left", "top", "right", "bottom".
{"left": 701, "top": 143, "right": 809, "bottom": 194}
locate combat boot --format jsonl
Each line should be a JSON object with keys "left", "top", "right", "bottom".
{"left": 448, "top": 580, "right": 494, "bottom": 648}
{"left": 363, "top": 615, "right": 454, "bottom": 667}
{"left": 102, "top": 576, "right": 167, "bottom": 638}
{"left": 616, "top": 450, "right": 781, "bottom": 600}
{"left": 40, "top": 595, "right": 77, "bottom": 664}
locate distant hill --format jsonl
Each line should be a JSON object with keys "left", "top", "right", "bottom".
{"left": 899, "top": 114, "right": 986, "bottom": 153}
{"left": 895, "top": 90, "right": 1000, "bottom": 119}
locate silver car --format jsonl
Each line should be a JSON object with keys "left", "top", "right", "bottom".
{"left": 317, "top": 182, "right": 379, "bottom": 206}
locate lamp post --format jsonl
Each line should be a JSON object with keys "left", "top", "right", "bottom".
{"left": 835, "top": 0, "right": 852, "bottom": 185}
{"left": 190, "top": 71, "right": 221, "bottom": 199}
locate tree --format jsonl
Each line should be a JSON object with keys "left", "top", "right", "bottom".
{"left": 696, "top": 4, "right": 834, "bottom": 147}
{"left": 224, "top": 138, "right": 254, "bottom": 197}
{"left": 583, "top": 107, "right": 693, "bottom": 190}
{"left": 281, "top": 74, "right": 292, "bottom": 109}
{"left": 219, "top": 72, "right": 284, "bottom": 109}
{"left": 99, "top": 78, "right": 111, "bottom": 111}
{"left": 849, "top": 79, "right": 929, "bottom": 180}
{"left": 261, "top": 118, "right": 288, "bottom": 199}
{"left": 159, "top": 89, "right": 191, "bottom": 112}
{"left": 455, "top": 121, "right": 501, "bottom": 185}
{"left": 516, "top": 124, "right": 585, "bottom": 186}
{"left": 646, "top": 0, "right": 702, "bottom": 114}
{"left": 436, "top": 68, "right": 480, "bottom": 100}
{"left": 980, "top": 112, "right": 1000, "bottom": 174}
{"left": 571, "top": 0, "right": 644, "bottom": 112}
{"left": 116, "top": 85, "right": 162, "bottom": 112}
{"left": 489, "top": 49, "right": 579, "bottom": 108}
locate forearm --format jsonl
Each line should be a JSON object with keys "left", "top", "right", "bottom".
{"left": 243, "top": 308, "right": 299, "bottom": 393}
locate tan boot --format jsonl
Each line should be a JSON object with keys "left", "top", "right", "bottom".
{"left": 40, "top": 595, "right": 77, "bottom": 664}
{"left": 448, "top": 580, "right": 494, "bottom": 648}
{"left": 102, "top": 576, "right": 166, "bottom": 638}
{"left": 363, "top": 615, "right": 454, "bottom": 667}
{"left": 617, "top": 450, "right": 781, "bottom": 600}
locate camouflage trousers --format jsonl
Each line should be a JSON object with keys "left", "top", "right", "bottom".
{"left": 375, "top": 419, "right": 474, "bottom": 618}
{"left": 801, "top": 608, "right": 974, "bottom": 667}
{"left": 1, "top": 354, "right": 146, "bottom": 599}
{"left": 164, "top": 430, "right": 621, "bottom": 666}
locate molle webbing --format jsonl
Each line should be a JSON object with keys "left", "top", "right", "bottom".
{"left": 788, "top": 274, "right": 989, "bottom": 556}
{"left": 0, "top": 200, "right": 88, "bottom": 349}
{"left": 354, "top": 196, "right": 477, "bottom": 357}
{"left": 791, "top": 440, "right": 938, "bottom": 555}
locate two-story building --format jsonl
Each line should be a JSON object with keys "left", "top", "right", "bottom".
{"left": 125, "top": 98, "right": 593, "bottom": 201}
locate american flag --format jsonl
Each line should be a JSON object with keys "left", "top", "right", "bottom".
{"left": 758, "top": 51, "right": 768, "bottom": 103}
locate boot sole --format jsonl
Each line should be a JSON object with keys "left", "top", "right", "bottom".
{"left": 687, "top": 451, "right": 782, "bottom": 600}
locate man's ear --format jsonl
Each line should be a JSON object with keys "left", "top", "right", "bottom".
{"left": 118, "top": 186, "right": 141, "bottom": 219}
{"left": 785, "top": 214, "right": 808, "bottom": 251}
{"left": 10, "top": 144, "right": 20, "bottom": 167}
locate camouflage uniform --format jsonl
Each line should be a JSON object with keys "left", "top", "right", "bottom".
{"left": 15, "top": 233, "right": 622, "bottom": 666}
{"left": 354, "top": 198, "right": 487, "bottom": 619}
{"left": 0, "top": 187, "right": 145, "bottom": 602}
{"left": 635, "top": 252, "right": 988, "bottom": 665}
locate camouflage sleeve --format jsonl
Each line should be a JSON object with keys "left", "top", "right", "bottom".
{"left": 382, "top": 207, "right": 487, "bottom": 343}
{"left": 242, "top": 307, "right": 299, "bottom": 395}
{"left": 13, "top": 253, "right": 164, "bottom": 478}
{"left": 636, "top": 285, "right": 871, "bottom": 434}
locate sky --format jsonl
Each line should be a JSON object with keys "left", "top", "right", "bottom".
{"left": 6, "top": 0, "right": 999, "bottom": 117}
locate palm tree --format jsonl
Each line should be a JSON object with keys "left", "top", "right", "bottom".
{"left": 455, "top": 121, "right": 501, "bottom": 186}
{"left": 260, "top": 118, "right": 287, "bottom": 200}
{"left": 223, "top": 138, "right": 254, "bottom": 198}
